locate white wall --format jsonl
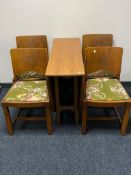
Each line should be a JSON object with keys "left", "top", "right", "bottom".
{"left": 0, "top": 0, "right": 131, "bottom": 82}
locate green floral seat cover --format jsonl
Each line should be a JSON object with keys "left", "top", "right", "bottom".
{"left": 86, "top": 78, "right": 129, "bottom": 101}
{"left": 16, "top": 71, "right": 45, "bottom": 81}
{"left": 87, "top": 70, "right": 116, "bottom": 79}
{"left": 4, "top": 80, "right": 49, "bottom": 102}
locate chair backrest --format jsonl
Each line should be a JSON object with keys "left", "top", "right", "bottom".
{"left": 82, "top": 34, "right": 113, "bottom": 61}
{"left": 10, "top": 48, "right": 48, "bottom": 81}
{"left": 84, "top": 47, "right": 123, "bottom": 79}
{"left": 16, "top": 35, "right": 48, "bottom": 48}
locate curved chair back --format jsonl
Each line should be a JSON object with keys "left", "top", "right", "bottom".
{"left": 82, "top": 34, "right": 113, "bottom": 61}
{"left": 84, "top": 47, "right": 123, "bottom": 80}
{"left": 10, "top": 48, "right": 48, "bottom": 81}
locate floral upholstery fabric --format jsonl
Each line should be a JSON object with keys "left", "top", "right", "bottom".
{"left": 16, "top": 71, "right": 44, "bottom": 81}
{"left": 4, "top": 81, "right": 49, "bottom": 102}
{"left": 87, "top": 70, "right": 116, "bottom": 79}
{"left": 86, "top": 78, "right": 129, "bottom": 101}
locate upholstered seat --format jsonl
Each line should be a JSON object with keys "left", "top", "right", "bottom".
{"left": 81, "top": 47, "right": 131, "bottom": 135}
{"left": 4, "top": 80, "right": 49, "bottom": 103}
{"left": 86, "top": 78, "right": 129, "bottom": 101}
{"left": 2, "top": 48, "right": 53, "bottom": 135}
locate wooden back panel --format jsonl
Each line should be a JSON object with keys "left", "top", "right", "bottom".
{"left": 82, "top": 34, "right": 113, "bottom": 47}
{"left": 16, "top": 35, "right": 48, "bottom": 48}
{"left": 82, "top": 34, "right": 113, "bottom": 61}
{"left": 10, "top": 48, "right": 48, "bottom": 81}
{"left": 85, "top": 47, "right": 123, "bottom": 79}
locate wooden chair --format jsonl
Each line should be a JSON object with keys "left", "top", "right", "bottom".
{"left": 81, "top": 47, "right": 131, "bottom": 135}
{"left": 82, "top": 34, "right": 113, "bottom": 62}
{"left": 16, "top": 35, "right": 55, "bottom": 111}
{"left": 1, "top": 48, "right": 53, "bottom": 135}
{"left": 16, "top": 35, "right": 48, "bottom": 49}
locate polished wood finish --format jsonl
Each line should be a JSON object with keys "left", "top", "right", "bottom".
{"left": 85, "top": 47, "right": 123, "bottom": 79}
{"left": 46, "top": 38, "right": 84, "bottom": 124}
{"left": 81, "top": 47, "right": 131, "bottom": 135}
{"left": 2, "top": 105, "right": 14, "bottom": 135}
{"left": 82, "top": 34, "right": 113, "bottom": 61}
{"left": 121, "top": 104, "right": 130, "bottom": 135}
{"left": 10, "top": 48, "right": 48, "bottom": 81}
{"left": 2, "top": 48, "right": 53, "bottom": 135}
{"left": 16, "top": 35, "right": 48, "bottom": 48}
{"left": 46, "top": 38, "right": 84, "bottom": 77}
{"left": 82, "top": 34, "right": 113, "bottom": 47}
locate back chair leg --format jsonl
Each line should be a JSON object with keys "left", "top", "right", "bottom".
{"left": 2, "top": 105, "right": 14, "bottom": 135}
{"left": 120, "top": 104, "right": 130, "bottom": 136}
{"left": 46, "top": 107, "right": 53, "bottom": 135}
{"left": 81, "top": 104, "right": 87, "bottom": 134}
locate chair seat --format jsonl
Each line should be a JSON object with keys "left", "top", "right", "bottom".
{"left": 4, "top": 80, "right": 49, "bottom": 102}
{"left": 86, "top": 78, "right": 129, "bottom": 101}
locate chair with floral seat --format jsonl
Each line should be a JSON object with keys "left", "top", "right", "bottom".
{"left": 81, "top": 47, "right": 131, "bottom": 135}
{"left": 1, "top": 48, "right": 53, "bottom": 135}
{"left": 16, "top": 35, "right": 55, "bottom": 110}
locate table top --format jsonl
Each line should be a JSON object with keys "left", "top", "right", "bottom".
{"left": 45, "top": 38, "right": 85, "bottom": 77}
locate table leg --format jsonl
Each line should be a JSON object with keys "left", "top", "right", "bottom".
{"left": 74, "top": 77, "right": 78, "bottom": 123}
{"left": 54, "top": 78, "right": 61, "bottom": 125}
{"left": 46, "top": 107, "right": 53, "bottom": 135}
{"left": 81, "top": 104, "right": 87, "bottom": 134}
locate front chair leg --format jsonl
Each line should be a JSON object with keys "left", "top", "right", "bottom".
{"left": 46, "top": 107, "right": 53, "bottom": 135}
{"left": 120, "top": 104, "right": 130, "bottom": 136}
{"left": 81, "top": 104, "right": 87, "bottom": 134}
{"left": 2, "top": 105, "right": 14, "bottom": 135}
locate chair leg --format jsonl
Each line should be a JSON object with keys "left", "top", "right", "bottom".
{"left": 81, "top": 104, "right": 87, "bottom": 134}
{"left": 2, "top": 105, "right": 14, "bottom": 135}
{"left": 120, "top": 104, "right": 130, "bottom": 136}
{"left": 46, "top": 107, "right": 53, "bottom": 135}
{"left": 74, "top": 77, "right": 79, "bottom": 124}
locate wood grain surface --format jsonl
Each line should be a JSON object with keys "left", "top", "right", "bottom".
{"left": 46, "top": 38, "right": 85, "bottom": 77}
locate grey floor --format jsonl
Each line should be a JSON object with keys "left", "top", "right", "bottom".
{"left": 0, "top": 84, "right": 131, "bottom": 175}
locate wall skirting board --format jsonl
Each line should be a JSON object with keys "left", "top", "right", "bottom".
{"left": 122, "top": 82, "right": 131, "bottom": 86}
{"left": 0, "top": 83, "right": 12, "bottom": 88}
